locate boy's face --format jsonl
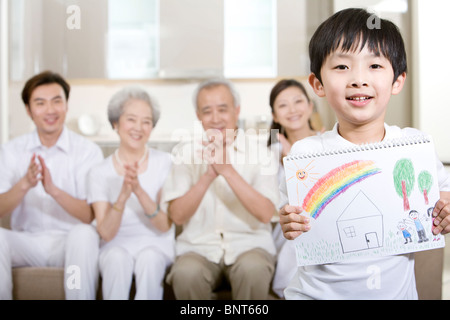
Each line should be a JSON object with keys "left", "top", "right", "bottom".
{"left": 309, "top": 44, "right": 406, "bottom": 136}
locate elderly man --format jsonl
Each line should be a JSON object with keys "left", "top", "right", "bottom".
{"left": 162, "top": 78, "right": 279, "bottom": 300}
{"left": 0, "top": 71, "right": 103, "bottom": 300}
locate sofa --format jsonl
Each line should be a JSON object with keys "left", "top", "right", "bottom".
{"left": 1, "top": 214, "right": 444, "bottom": 300}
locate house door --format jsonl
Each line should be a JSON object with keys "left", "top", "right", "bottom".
{"left": 365, "top": 232, "right": 379, "bottom": 249}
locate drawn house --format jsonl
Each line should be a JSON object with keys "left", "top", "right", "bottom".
{"left": 336, "top": 191, "right": 384, "bottom": 254}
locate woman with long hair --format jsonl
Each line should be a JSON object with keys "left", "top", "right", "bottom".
{"left": 268, "top": 79, "right": 322, "bottom": 298}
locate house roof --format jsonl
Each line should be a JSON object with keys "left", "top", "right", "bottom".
{"left": 337, "top": 190, "right": 382, "bottom": 221}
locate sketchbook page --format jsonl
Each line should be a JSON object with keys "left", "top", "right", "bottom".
{"left": 283, "top": 135, "right": 445, "bottom": 267}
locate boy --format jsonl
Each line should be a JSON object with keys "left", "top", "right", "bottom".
{"left": 279, "top": 8, "right": 450, "bottom": 299}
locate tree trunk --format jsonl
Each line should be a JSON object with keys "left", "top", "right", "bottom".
{"left": 423, "top": 189, "right": 429, "bottom": 205}
{"left": 402, "top": 180, "right": 410, "bottom": 211}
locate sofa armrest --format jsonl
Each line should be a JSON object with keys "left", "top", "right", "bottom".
{"left": 414, "top": 248, "right": 444, "bottom": 300}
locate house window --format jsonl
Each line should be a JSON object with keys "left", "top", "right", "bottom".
{"left": 107, "top": 0, "right": 159, "bottom": 79}
{"left": 344, "top": 226, "right": 357, "bottom": 238}
{"left": 224, "top": 0, "right": 277, "bottom": 78}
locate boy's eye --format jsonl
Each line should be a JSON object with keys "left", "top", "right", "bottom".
{"left": 370, "top": 64, "right": 382, "bottom": 69}
{"left": 334, "top": 65, "right": 348, "bottom": 70}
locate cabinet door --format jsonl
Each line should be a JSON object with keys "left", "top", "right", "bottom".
{"left": 159, "top": 0, "right": 224, "bottom": 79}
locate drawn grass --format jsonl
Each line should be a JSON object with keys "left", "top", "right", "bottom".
{"left": 296, "top": 228, "right": 442, "bottom": 265}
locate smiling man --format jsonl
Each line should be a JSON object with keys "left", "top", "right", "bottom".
{"left": 162, "top": 78, "right": 279, "bottom": 300}
{"left": 0, "top": 71, "right": 103, "bottom": 300}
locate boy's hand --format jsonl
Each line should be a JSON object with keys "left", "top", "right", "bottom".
{"left": 432, "top": 198, "right": 450, "bottom": 235}
{"left": 279, "top": 205, "right": 311, "bottom": 240}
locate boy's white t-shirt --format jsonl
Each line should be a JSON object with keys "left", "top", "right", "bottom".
{"left": 282, "top": 123, "right": 450, "bottom": 300}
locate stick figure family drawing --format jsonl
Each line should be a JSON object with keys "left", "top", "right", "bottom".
{"left": 394, "top": 158, "right": 436, "bottom": 245}
{"left": 397, "top": 209, "right": 431, "bottom": 245}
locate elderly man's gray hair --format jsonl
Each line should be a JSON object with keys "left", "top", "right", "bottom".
{"left": 107, "top": 86, "right": 160, "bottom": 128}
{"left": 192, "top": 78, "right": 241, "bottom": 109}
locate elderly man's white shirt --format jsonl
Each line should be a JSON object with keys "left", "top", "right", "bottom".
{"left": 162, "top": 132, "right": 280, "bottom": 265}
{"left": 0, "top": 127, "right": 103, "bottom": 233}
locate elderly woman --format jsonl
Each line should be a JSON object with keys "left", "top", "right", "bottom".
{"left": 87, "top": 86, "right": 174, "bottom": 300}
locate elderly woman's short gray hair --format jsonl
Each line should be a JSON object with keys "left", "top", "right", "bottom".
{"left": 107, "top": 86, "right": 160, "bottom": 128}
{"left": 192, "top": 78, "right": 240, "bottom": 109}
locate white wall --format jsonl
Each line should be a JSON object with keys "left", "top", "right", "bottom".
{"left": 7, "top": 0, "right": 428, "bottom": 148}
{"left": 411, "top": 0, "right": 450, "bottom": 163}
{"left": 0, "top": 0, "right": 8, "bottom": 144}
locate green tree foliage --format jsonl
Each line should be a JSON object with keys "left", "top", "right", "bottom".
{"left": 418, "top": 170, "right": 433, "bottom": 205}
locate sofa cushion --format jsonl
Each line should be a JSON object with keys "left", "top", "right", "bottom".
{"left": 12, "top": 267, "right": 65, "bottom": 300}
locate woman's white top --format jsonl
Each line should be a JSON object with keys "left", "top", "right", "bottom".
{"left": 87, "top": 148, "right": 175, "bottom": 260}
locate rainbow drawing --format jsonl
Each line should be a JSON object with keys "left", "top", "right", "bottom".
{"left": 303, "top": 160, "right": 381, "bottom": 219}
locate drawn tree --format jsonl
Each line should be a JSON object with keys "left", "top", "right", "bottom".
{"left": 393, "top": 159, "right": 415, "bottom": 211}
{"left": 418, "top": 170, "right": 433, "bottom": 205}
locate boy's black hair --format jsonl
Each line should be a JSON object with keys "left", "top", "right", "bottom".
{"left": 309, "top": 8, "right": 407, "bottom": 84}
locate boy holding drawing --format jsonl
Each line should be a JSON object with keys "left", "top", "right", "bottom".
{"left": 279, "top": 8, "right": 450, "bottom": 299}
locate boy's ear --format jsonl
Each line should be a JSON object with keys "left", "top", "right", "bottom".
{"left": 392, "top": 72, "right": 407, "bottom": 95}
{"left": 308, "top": 73, "right": 326, "bottom": 98}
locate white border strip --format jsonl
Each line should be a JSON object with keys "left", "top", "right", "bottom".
{"left": 0, "top": 0, "right": 8, "bottom": 144}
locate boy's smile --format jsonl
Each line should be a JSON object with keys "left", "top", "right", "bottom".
{"left": 309, "top": 43, "right": 406, "bottom": 142}
{"left": 346, "top": 94, "right": 374, "bottom": 106}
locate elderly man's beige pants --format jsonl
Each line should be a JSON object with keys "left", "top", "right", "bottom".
{"left": 166, "top": 248, "right": 275, "bottom": 300}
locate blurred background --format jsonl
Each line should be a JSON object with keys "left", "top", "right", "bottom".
{"left": 0, "top": 0, "right": 447, "bottom": 164}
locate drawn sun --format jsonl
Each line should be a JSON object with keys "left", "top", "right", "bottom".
{"left": 287, "top": 160, "right": 319, "bottom": 186}
{"left": 286, "top": 160, "right": 320, "bottom": 205}
{"left": 296, "top": 169, "right": 308, "bottom": 181}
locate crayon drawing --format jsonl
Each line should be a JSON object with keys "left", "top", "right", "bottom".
{"left": 418, "top": 171, "right": 433, "bottom": 205}
{"left": 284, "top": 136, "right": 445, "bottom": 266}
{"left": 285, "top": 160, "right": 320, "bottom": 207}
{"left": 336, "top": 191, "right": 384, "bottom": 254}
{"left": 301, "top": 160, "right": 381, "bottom": 219}
{"left": 393, "top": 159, "right": 415, "bottom": 211}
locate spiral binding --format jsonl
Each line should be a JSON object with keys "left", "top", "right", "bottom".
{"left": 285, "top": 135, "right": 432, "bottom": 161}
